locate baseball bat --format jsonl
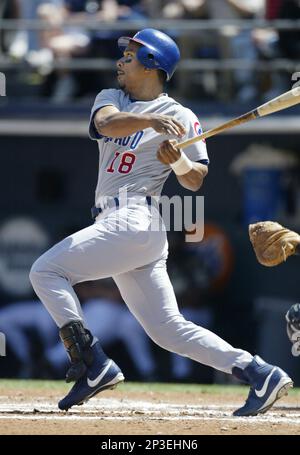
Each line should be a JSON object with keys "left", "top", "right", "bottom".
{"left": 176, "top": 86, "right": 300, "bottom": 151}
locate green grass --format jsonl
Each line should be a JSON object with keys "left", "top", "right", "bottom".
{"left": 0, "top": 379, "right": 69, "bottom": 391}
{"left": 0, "top": 379, "right": 299, "bottom": 396}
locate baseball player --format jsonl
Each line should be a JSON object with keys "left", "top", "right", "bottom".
{"left": 30, "top": 29, "right": 293, "bottom": 416}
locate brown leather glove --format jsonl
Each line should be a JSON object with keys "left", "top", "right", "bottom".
{"left": 249, "top": 221, "right": 300, "bottom": 267}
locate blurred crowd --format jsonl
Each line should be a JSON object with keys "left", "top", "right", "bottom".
{"left": 0, "top": 0, "right": 299, "bottom": 103}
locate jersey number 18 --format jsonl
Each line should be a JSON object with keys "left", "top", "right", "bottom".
{"left": 106, "top": 151, "right": 136, "bottom": 174}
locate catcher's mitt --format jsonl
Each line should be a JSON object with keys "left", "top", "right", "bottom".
{"left": 249, "top": 221, "right": 300, "bottom": 267}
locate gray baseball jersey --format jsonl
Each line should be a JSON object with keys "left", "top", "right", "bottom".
{"left": 89, "top": 89, "right": 209, "bottom": 206}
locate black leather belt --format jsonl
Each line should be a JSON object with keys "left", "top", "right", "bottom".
{"left": 91, "top": 196, "right": 152, "bottom": 219}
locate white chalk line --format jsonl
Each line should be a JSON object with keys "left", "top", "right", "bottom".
{"left": 0, "top": 413, "right": 300, "bottom": 425}
{"left": 0, "top": 398, "right": 300, "bottom": 424}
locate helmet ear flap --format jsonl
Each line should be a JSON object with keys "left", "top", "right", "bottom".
{"left": 137, "top": 46, "right": 169, "bottom": 80}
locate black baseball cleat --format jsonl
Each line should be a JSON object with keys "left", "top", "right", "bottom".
{"left": 233, "top": 355, "right": 293, "bottom": 417}
{"left": 58, "top": 341, "right": 124, "bottom": 411}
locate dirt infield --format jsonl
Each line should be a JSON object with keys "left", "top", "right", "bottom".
{"left": 0, "top": 382, "right": 300, "bottom": 435}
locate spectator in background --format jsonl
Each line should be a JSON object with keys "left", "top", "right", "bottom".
{"left": 162, "top": 0, "right": 206, "bottom": 19}
{"left": 35, "top": 0, "right": 149, "bottom": 102}
{"left": 8, "top": 1, "right": 62, "bottom": 60}
{"left": 162, "top": 0, "right": 264, "bottom": 102}
{"left": 0, "top": 300, "right": 58, "bottom": 378}
{"left": 161, "top": 1, "right": 211, "bottom": 99}
{"left": 265, "top": 0, "right": 283, "bottom": 19}
{"left": 253, "top": 0, "right": 300, "bottom": 100}
{"left": 0, "top": 0, "right": 20, "bottom": 56}
{"left": 205, "top": 0, "right": 265, "bottom": 102}
{"left": 277, "top": 0, "right": 300, "bottom": 60}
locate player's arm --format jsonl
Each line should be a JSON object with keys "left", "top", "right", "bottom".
{"left": 176, "top": 162, "right": 208, "bottom": 191}
{"left": 157, "top": 140, "right": 208, "bottom": 192}
{"left": 93, "top": 106, "right": 186, "bottom": 138}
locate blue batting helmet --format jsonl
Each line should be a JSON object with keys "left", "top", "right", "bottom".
{"left": 118, "top": 28, "right": 180, "bottom": 81}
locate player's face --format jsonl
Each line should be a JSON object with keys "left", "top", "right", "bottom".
{"left": 116, "top": 42, "right": 145, "bottom": 91}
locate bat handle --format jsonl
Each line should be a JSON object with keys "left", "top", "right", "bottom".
{"left": 175, "top": 130, "right": 211, "bottom": 151}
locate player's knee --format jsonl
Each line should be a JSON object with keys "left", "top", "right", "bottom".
{"left": 29, "top": 256, "right": 46, "bottom": 286}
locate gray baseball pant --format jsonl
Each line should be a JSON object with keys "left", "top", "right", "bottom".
{"left": 30, "top": 200, "right": 253, "bottom": 374}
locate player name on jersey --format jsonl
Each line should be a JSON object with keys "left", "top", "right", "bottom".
{"left": 98, "top": 130, "right": 144, "bottom": 150}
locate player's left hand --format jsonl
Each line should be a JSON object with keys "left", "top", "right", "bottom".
{"left": 157, "top": 140, "right": 181, "bottom": 165}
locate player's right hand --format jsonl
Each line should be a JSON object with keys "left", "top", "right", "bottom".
{"left": 149, "top": 114, "right": 186, "bottom": 138}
